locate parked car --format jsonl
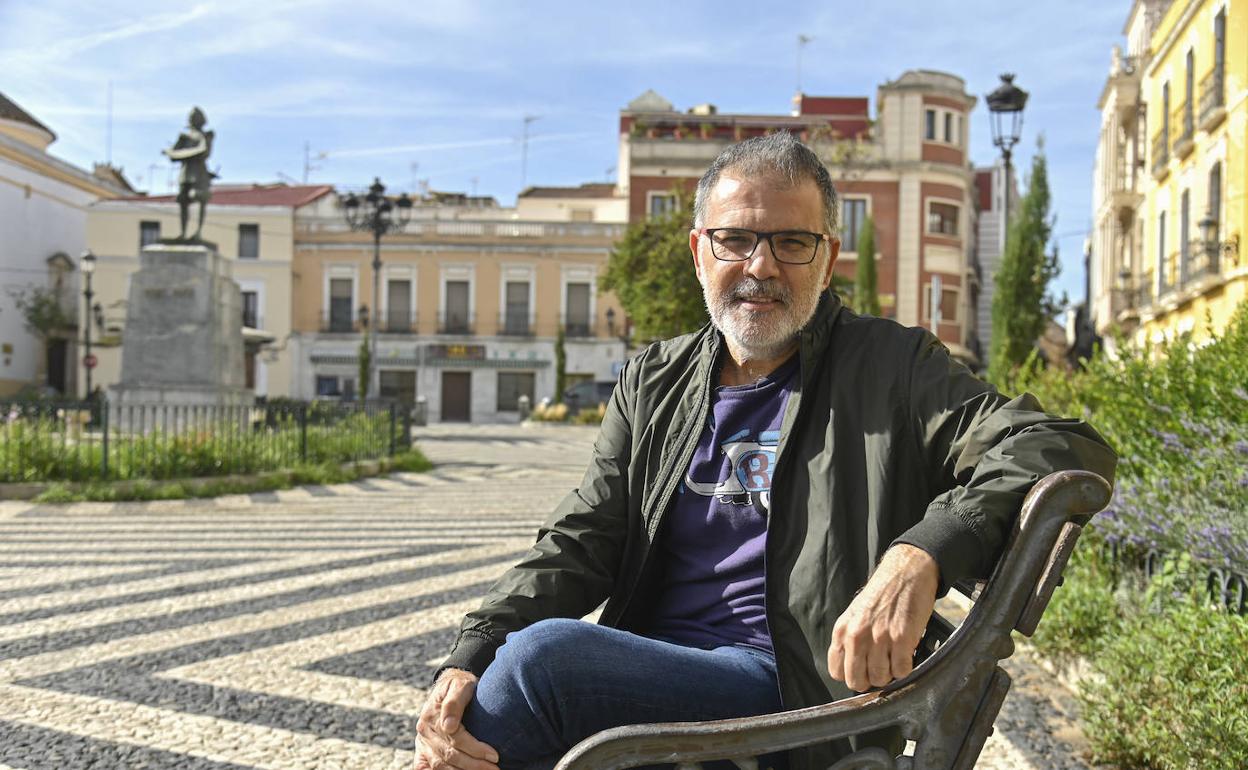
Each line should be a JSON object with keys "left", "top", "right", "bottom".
{"left": 562, "top": 380, "right": 616, "bottom": 413}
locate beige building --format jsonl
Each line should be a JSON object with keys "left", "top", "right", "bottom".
{"left": 0, "top": 92, "right": 130, "bottom": 397}
{"left": 85, "top": 184, "right": 333, "bottom": 398}
{"left": 290, "top": 186, "right": 628, "bottom": 422}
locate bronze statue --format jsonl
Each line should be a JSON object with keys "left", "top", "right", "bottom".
{"left": 162, "top": 107, "right": 217, "bottom": 241}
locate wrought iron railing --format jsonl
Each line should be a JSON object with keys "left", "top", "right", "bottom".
{"left": 1199, "top": 69, "right": 1225, "bottom": 128}
{"left": 437, "top": 311, "right": 475, "bottom": 336}
{"left": 381, "top": 310, "right": 416, "bottom": 334}
{"left": 561, "top": 315, "right": 596, "bottom": 339}
{"left": 498, "top": 312, "right": 534, "bottom": 337}
{"left": 0, "top": 398, "right": 412, "bottom": 483}
{"left": 1158, "top": 251, "right": 1182, "bottom": 296}
{"left": 1171, "top": 106, "right": 1194, "bottom": 156}
{"left": 1184, "top": 239, "right": 1221, "bottom": 284}
{"left": 319, "top": 312, "right": 360, "bottom": 334}
{"left": 1150, "top": 130, "right": 1169, "bottom": 177}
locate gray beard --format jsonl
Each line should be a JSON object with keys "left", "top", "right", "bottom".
{"left": 702, "top": 274, "right": 823, "bottom": 362}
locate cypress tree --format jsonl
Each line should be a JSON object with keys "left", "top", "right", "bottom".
{"left": 853, "top": 215, "right": 880, "bottom": 316}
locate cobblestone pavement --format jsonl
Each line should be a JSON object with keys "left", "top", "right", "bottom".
{"left": 0, "top": 424, "right": 1093, "bottom": 769}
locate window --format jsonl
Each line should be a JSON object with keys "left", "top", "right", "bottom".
{"left": 955, "top": 115, "right": 963, "bottom": 146}
{"left": 1157, "top": 211, "right": 1167, "bottom": 276}
{"left": 1184, "top": 49, "right": 1195, "bottom": 131}
{"left": 139, "top": 221, "right": 161, "bottom": 249}
{"left": 565, "top": 283, "right": 592, "bottom": 337}
{"left": 386, "top": 279, "right": 412, "bottom": 332}
{"left": 1162, "top": 82, "right": 1170, "bottom": 139}
{"left": 241, "top": 290, "right": 259, "bottom": 329}
{"left": 497, "top": 372, "right": 536, "bottom": 412}
{"left": 379, "top": 370, "right": 416, "bottom": 402}
{"left": 316, "top": 376, "right": 340, "bottom": 396}
{"left": 504, "top": 281, "right": 530, "bottom": 335}
{"left": 922, "top": 283, "right": 960, "bottom": 323}
{"left": 841, "top": 199, "right": 868, "bottom": 251}
{"left": 443, "top": 280, "right": 470, "bottom": 333}
{"left": 648, "top": 192, "right": 677, "bottom": 218}
{"left": 944, "top": 112, "right": 953, "bottom": 143}
{"left": 927, "top": 202, "right": 959, "bottom": 237}
{"left": 1208, "top": 162, "right": 1223, "bottom": 242}
{"left": 329, "top": 277, "right": 353, "bottom": 332}
{"left": 1180, "top": 189, "right": 1191, "bottom": 263}
{"left": 238, "top": 223, "right": 259, "bottom": 259}
{"left": 570, "top": 209, "right": 594, "bottom": 222}
{"left": 1215, "top": 10, "right": 1226, "bottom": 82}
{"left": 924, "top": 110, "right": 937, "bottom": 140}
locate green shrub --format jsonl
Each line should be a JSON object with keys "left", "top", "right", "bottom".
{"left": 1029, "top": 544, "right": 1125, "bottom": 660}
{"left": 1079, "top": 597, "right": 1248, "bottom": 769}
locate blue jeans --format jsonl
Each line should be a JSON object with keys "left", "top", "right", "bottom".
{"left": 462, "top": 618, "right": 787, "bottom": 770}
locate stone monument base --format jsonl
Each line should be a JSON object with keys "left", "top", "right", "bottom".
{"left": 108, "top": 384, "right": 254, "bottom": 433}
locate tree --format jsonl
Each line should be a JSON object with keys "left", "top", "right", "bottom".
{"left": 988, "top": 141, "right": 1061, "bottom": 384}
{"left": 357, "top": 335, "right": 371, "bottom": 402}
{"left": 600, "top": 187, "right": 707, "bottom": 342}
{"left": 853, "top": 215, "right": 880, "bottom": 316}
{"left": 554, "top": 325, "right": 567, "bottom": 404}
{"left": 9, "top": 286, "right": 73, "bottom": 341}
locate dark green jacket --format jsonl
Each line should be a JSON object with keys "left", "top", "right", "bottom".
{"left": 444, "top": 292, "right": 1117, "bottom": 767}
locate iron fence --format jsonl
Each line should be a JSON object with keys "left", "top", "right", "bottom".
{"left": 1101, "top": 540, "right": 1247, "bottom": 616}
{"left": 0, "top": 398, "right": 412, "bottom": 484}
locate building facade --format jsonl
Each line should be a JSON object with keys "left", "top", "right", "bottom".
{"left": 1092, "top": 0, "right": 1246, "bottom": 344}
{"left": 973, "top": 162, "right": 1017, "bottom": 361}
{"left": 615, "top": 71, "right": 983, "bottom": 363}
{"left": 0, "top": 92, "right": 130, "bottom": 396}
{"left": 289, "top": 188, "right": 628, "bottom": 423}
{"left": 84, "top": 184, "right": 333, "bottom": 399}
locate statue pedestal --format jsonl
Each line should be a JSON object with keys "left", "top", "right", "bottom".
{"left": 111, "top": 243, "right": 252, "bottom": 430}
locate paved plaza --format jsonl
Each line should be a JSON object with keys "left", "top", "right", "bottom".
{"left": 0, "top": 424, "right": 1090, "bottom": 769}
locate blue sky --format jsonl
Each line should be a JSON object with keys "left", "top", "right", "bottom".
{"left": 1, "top": 0, "right": 1128, "bottom": 303}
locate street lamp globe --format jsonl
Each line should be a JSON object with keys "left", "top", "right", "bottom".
{"left": 985, "top": 73, "right": 1029, "bottom": 155}
{"left": 81, "top": 249, "right": 96, "bottom": 275}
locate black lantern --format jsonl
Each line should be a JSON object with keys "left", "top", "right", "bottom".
{"left": 985, "top": 73, "right": 1029, "bottom": 233}
{"left": 341, "top": 178, "right": 413, "bottom": 400}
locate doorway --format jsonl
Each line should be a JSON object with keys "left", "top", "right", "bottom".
{"left": 441, "top": 371, "right": 471, "bottom": 422}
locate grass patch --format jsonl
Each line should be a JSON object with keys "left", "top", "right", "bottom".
{"left": 30, "top": 448, "right": 431, "bottom": 503}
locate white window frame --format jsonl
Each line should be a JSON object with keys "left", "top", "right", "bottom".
{"left": 646, "top": 191, "right": 678, "bottom": 219}
{"left": 923, "top": 108, "right": 963, "bottom": 148}
{"left": 439, "top": 263, "right": 476, "bottom": 327}
{"left": 921, "top": 280, "right": 961, "bottom": 324}
{"left": 322, "top": 264, "right": 358, "bottom": 323}
{"left": 560, "top": 265, "right": 597, "bottom": 332}
{"left": 925, "top": 197, "right": 962, "bottom": 238}
{"left": 499, "top": 264, "right": 537, "bottom": 327}
{"left": 382, "top": 264, "right": 417, "bottom": 327}
{"left": 839, "top": 196, "right": 872, "bottom": 256}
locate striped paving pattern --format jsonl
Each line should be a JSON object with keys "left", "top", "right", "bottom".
{"left": 0, "top": 424, "right": 1084, "bottom": 769}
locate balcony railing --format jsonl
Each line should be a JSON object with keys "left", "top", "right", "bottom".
{"left": 319, "top": 312, "right": 361, "bottom": 334}
{"left": 562, "top": 315, "right": 596, "bottom": 339}
{"left": 498, "top": 312, "right": 534, "bottom": 337}
{"left": 437, "top": 311, "right": 475, "bottom": 336}
{"left": 242, "top": 311, "right": 262, "bottom": 330}
{"left": 1185, "top": 239, "right": 1222, "bottom": 283}
{"left": 1132, "top": 271, "right": 1154, "bottom": 311}
{"left": 1158, "top": 251, "right": 1182, "bottom": 296}
{"left": 1150, "top": 131, "right": 1169, "bottom": 178}
{"left": 1171, "top": 106, "right": 1195, "bottom": 158}
{"left": 1199, "top": 69, "right": 1226, "bottom": 130}
{"left": 380, "top": 311, "right": 416, "bottom": 334}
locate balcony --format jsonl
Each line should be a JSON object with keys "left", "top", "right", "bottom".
{"left": 319, "top": 312, "right": 361, "bottom": 334}
{"left": 498, "top": 312, "right": 534, "bottom": 338}
{"left": 1127, "top": 270, "right": 1154, "bottom": 315}
{"left": 562, "top": 315, "right": 596, "bottom": 339}
{"left": 437, "top": 311, "right": 475, "bottom": 336}
{"left": 1199, "top": 69, "right": 1226, "bottom": 131}
{"left": 1184, "top": 238, "right": 1222, "bottom": 284}
{"left": 1171, "top": 106, "right": 1194, "bottom": 159}
{"left": 1158, "top": 251, "right": 1182, "bottom": 297}
{"left": 1150, "top": 131, "right": 1169, "bottom": 179}
{"left": 380, "top": 310, "right": 416, "bottom": 334}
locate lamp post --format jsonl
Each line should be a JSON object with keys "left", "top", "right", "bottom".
{"left": 985, "top": 73, "right": 1029, "bottom": 235}
{"left": 342, "top": 178, "right": 412, "bottom": 399}
{"left": 80, "top": 250, "right": 97, "bottom": 400}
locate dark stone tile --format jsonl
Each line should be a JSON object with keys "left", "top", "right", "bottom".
{"left": 0, "top": 720, "right": 254, "bottom": 769}
{"left": 304, "top": 627, "right": 459, "bottom": 687}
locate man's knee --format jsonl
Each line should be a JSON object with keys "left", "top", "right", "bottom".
{"left": 493, "top": 618, "right": 592, "bottom": 677}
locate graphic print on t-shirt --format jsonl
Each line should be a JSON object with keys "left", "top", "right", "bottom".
{"left": 683, "top": 429, "right": 781, "bottom": 512}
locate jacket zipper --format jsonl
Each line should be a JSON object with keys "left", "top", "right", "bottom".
{"left": 611, "top": 334, "right": 719, "bottom": 626}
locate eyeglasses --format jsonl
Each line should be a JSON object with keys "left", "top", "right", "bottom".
{"left": 697, "top": 228, "right": 828, "bottom": 265}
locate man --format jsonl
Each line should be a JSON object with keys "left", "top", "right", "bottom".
{"left": 414, "top": 133, "right": 1115, "bottom": 770}
{"left": 162, "top": 106, "right": 216, "bottom": 242}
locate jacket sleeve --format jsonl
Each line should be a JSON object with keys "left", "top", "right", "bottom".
{"left": 440, "top": 362, "right": 637, "bottom": 677}
{"left": 891, "top": 332, "right": 1118, "bottom": 593}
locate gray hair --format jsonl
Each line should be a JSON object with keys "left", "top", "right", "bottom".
{"left": 692, "top": 131, "right": 840, "bottom": 240}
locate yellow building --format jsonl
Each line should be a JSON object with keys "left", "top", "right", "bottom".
{"left": 1136, "top": 0, "right": 1245, "bottom": 343}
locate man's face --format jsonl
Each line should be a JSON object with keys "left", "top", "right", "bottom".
{"left": 689, "top": 174, "right": 838, "bottom": 360}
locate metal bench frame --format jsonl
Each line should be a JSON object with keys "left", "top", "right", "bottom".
{"left": 555, "top": 470, "right": 1112, "bottom": 770}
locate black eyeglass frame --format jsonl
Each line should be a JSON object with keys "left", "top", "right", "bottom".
{"left": 696, "top": 227, "right": 830, "bottom": 265}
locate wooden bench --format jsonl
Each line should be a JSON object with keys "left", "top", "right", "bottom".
{"left": 555, "top": 470, "right": 1112, "bottom": 770}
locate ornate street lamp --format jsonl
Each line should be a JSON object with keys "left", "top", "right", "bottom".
{"left": 341, "top": 178, "right": 412, "bottom": 399}
{"left": 985, "top": 73, "right": 1029, "bottom": 234}
{"left": 80, "top": 249, "right": 97, "bottom": 400}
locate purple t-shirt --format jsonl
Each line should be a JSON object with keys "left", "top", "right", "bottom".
{"left": 646, "top": 355, "right": 799, "bottom": 654}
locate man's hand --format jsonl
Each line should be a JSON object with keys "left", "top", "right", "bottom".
{"left": 827, "top": 544, "right": 940, "bottom": 693}
{"left": 414, "top": 669, "right": 500, "bottom": 770}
